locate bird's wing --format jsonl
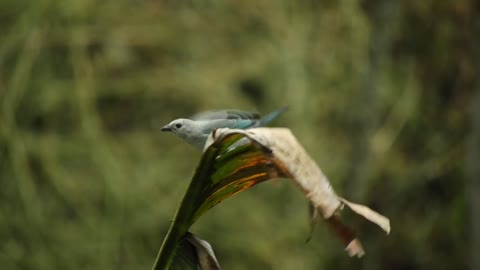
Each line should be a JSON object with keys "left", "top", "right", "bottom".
{"left": 197, "top": 118, "right": 257, "bottom": 133}
{"left": 191, "top": 110, "right": 260, "bottom": 121}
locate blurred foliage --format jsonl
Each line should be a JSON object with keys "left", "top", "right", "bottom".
{"left": 0, "top": 0, "right": 478, "bottom": 269}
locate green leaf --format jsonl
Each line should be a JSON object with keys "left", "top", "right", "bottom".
{"left": 153, "top": 127, "right": 391, "bottom": 269}
{"left": 153, "top": 132, "right": 281, "bottom": 270}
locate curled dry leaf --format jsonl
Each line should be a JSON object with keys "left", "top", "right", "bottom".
{"left": 185, "top": 233, "right": 221, "bottom": 270}
{"left": 171, "top": 233, "right": 221, "bottom": 270}
{"left": 207, "top": 127, "right": 391, "bottom": 257}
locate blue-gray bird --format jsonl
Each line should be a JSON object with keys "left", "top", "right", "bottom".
{"left": 161, "top": 107, "right": 287, "bottom": 149}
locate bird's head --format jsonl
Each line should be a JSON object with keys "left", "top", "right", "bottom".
{"left": 161, "top": 118, "right": 195, "bottom": 139}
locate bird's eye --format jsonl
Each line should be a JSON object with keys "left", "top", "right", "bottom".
{"left": 175, "top": 123, "right": 182, "bottom": 129}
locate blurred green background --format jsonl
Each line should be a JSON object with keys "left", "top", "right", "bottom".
{"left": 1, "top": 0, "right": 479, "bottom": 269}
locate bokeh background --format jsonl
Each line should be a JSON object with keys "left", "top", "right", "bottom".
{"left": 1, "top": 1, "right": 479, "bottom": 269}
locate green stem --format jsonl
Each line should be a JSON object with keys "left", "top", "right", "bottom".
{"left": 152, "top": 208, "right": 190, "bottom": 270}
{"left": 152, "top": 148, "right": 218, "bottom": 270}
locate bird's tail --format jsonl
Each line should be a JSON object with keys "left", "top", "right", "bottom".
{"left": 259, "top": 106, "right": 288, "bottom": 126}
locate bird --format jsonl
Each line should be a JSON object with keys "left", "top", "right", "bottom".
{"left": 161, "top": 107, "right": 287, "bottom": 149}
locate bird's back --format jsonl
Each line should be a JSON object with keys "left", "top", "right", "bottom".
{"left": 191, "top": 110, "right": 260, "bottom": 121}
{"left": 195, "top": 119, "right": 250, "bottom": 133}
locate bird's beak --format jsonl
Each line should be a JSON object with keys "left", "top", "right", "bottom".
{"left": 160, "top": 125, "right": 172, "bottom": 132}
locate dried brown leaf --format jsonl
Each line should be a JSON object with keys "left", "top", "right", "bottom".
{"left": 208, "top": 127, "right": 391, "bottom": 257}
{"left": 339, "top": 198, "right": 391, "bottom": 234}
